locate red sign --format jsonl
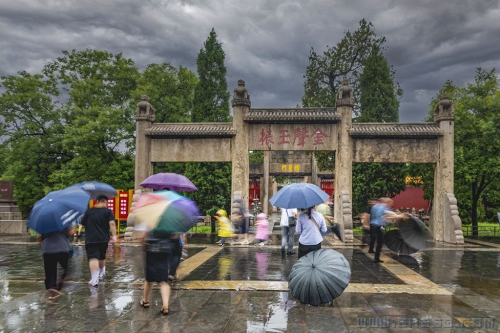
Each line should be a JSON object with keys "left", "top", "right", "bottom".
{"left": 118, "top": 191, "right": 129, "bottom": 220}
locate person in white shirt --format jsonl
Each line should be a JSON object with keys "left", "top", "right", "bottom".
{"left": 295, "top": 207, "right": 327, "bottom": 259}
{"left": 280, "top": 208, "right": 298, "bottom": 255}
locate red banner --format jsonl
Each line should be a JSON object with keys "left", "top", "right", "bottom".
{"left": 118, "top": 191, "right": 129, "bottom": 220}
{"left": 106, "top": 196, "right": 116, "bottom": 216}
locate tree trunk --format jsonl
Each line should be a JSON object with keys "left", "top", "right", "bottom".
{"left": 471, "top": 182, "right": 479, "bottom": 238}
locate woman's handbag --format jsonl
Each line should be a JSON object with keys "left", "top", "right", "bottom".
{"left": 146, "top": 235, "right": 175, "bottom": 254}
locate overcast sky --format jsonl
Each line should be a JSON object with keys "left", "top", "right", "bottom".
{"left": 1, "top": 0, "right": 499, "bottom": 122}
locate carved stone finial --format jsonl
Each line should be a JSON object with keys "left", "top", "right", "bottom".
{"left": 336, "top": 77, "right": 354, "bottom": 107}
{"left": 136, "top": 95, "right": 155, "bottom": 121}
{"left": 232, "top": 80, "right": 251, "bottom": 107}
{"left": 434, "top": 93, "right": 454, "bottom": 122}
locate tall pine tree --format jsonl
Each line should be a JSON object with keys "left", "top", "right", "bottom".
{"left": 192, "top": 28, "right": 230, "bottom": 122}
{"left": 358, "top": 45, "right": 400, "bottom": 122}
{"left": 352, "top": 45, "right": 406, "bottom": 214}
{"left": 187, "top": 28, "right": 232, "bottom": 215}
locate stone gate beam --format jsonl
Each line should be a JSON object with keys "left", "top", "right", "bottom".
{"left": 231, "top": 80, "right": 251, "bottom": 208}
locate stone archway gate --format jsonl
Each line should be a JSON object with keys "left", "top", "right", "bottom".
{"left": 134, "top": 79, "right": 464, "bottom": 244}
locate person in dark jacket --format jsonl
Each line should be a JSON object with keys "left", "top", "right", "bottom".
{"left": 38, "top": 223, "right": 75, "bottom": 300}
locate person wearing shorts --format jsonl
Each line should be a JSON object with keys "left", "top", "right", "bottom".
{"left": 81, "top": 195, "right": 117, "bottom": 287}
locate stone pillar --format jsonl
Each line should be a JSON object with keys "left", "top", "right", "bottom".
{"left": 262, "top": 150, "right": 270, "bottom": 215}
{"left": 231, "top": 80, "right": 251, "bottom": 210}
{"left": 431, "top": 94, "right": 462, "bottom": 243}
{"left": 311, "top": 152, "right": 318, "bottom": 186}
{"left": 134, "top": 96, "right": 155, "bottom": 189}
{"left": 334, "top": 78, "right": 354, "bottom": 243}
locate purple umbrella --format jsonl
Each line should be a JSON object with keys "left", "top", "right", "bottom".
{"left": 140, "top": 173, "right": 197, "bottom": 192}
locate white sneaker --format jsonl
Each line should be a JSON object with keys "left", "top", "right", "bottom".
{"left": 98, "top": 273, "right": 106, "bottom": 281}
{"left": 88, "top": 279, "right": 98, "bottom": 287}
{"left": 259, "top": 242, "right": 265, "bottom": 246}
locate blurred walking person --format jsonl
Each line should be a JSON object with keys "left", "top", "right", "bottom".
{"left": 369, "top": 197, "right": 401, "bottom": 263}
{"left": 140, "top": 230, "right": 181, "bottom": 315}
{"left": 38, "top": 223, "right": 75, "bottom": 300}
{"left": 255, "top": 213, "right": 270, "bottom": 246}
{"left": 81, "top": 195, "right": 117, "bottom": 287}
{"left": 215, "top": 209, "right": 234, "bottom": 246}
{"left": 316, "top": 199, "right": 342, "bottom": 241}
{"left": 280, "top": 208, "right": 298, "bottom": 255}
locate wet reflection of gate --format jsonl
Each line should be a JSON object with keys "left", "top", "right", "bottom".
{"left": 249, "top": 178, "right": 260, "bottom": 208}
{"left": 320, "top": 179, "right": 334, "bottom": 198}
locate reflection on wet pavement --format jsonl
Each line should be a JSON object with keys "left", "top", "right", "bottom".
{"left": 183, "top": 248, "right": 404, "bottom": 284}
{"left": 0, "top": 237, "right": 498, "bottom": 332}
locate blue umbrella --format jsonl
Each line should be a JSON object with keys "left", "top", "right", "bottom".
{"left": 269, "top": 183, "right": 330, "bottom": 209}
{"left": 70, "top": 181, "right": 117, "bottom": 200}
{"left": 27, "top": 187, "right": 90, "bottom": 234}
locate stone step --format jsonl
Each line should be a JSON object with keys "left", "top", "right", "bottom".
{"left": 0, "top": 220, "right": 28, "bottom": 235}
{"left": 0, "top": 205, "right": 21, "bottom": 213}
{"left": 0, "top": 212, "right": 23, "bottom": 220}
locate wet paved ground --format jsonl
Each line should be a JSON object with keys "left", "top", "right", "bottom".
{"left": 0, "top": 229, "right": 499, "bottom": 332}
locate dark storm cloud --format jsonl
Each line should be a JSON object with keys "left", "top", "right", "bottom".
{"left": 1, "top": 0, "right": 499, "bottom": 122}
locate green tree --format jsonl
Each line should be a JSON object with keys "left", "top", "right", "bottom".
{"left": 0, "top": 50, "right": 142, "bottom": 215}
{"left": 184, "top": 163, "right": 232, "bottom": 216}
{"left": 452, "top": 68, "right": 500, "bottom": 236}
{"left": 186, "top": 28, "right": 232, "bottom": 214}
{"left": 0, "top": 71, "right": 68, "bottom": 214}
{"left": 0, "top": 71, "right": 68, "bottom": 213}
{"left": 302, "top": 19, "right": 390, "bottom": 115}
{"left": 192, "top": 28, "right": 230, "bottom": 122}
{"left": 358, "top": 45, "right": 400, "bottom": 122}
{"left": 351, "top": 44, "right": 406, "bottom": 214}
{"left": 135, "top": 63, "right": 198, "bottom": 123}
{"left": 43, "top": 49, "right": 139, "bottom": 190}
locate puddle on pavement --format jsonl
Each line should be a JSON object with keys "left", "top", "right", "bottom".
{"left": 395, "top": 248, "right": 500, "bottom": 297}
{"left": 0, "top": 243, "right": 204, "bottom": 284}
{"left": 182, "top": 247, "right": 404, "bottom": 284}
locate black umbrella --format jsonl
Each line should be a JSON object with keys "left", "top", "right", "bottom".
{"left": 384, "top": 230, "right": 419, "bottom": 256}
{"left": 398, "top": 215, "right": 428, "bottom": 250}
{"left": 288, "top": 249, "right": 351, "bottom": 306}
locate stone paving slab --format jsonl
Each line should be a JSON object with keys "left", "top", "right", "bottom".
{"left": 0, "top": 237, "right": 499, "bottom": 332}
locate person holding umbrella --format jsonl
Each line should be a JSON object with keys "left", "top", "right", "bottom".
{"left": 38, "top": 222, "right": 76, "bottom": 299}
{"left": 132, "top": 193, "right": 201, "bottom": 315}
{"left": 140, "top": 230, "right": 181, "bottom": 315}
{"left": 295, "top": 206, "right": 327, "bottom": 259}
{"left": 369, "top": 197, "right": 404, "bottom": 263}
{"left": 81, "top": 195, "right": 117, "bottom": 286}
{"left": 27, "top": 187, "right": 91, "bottom": 298}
